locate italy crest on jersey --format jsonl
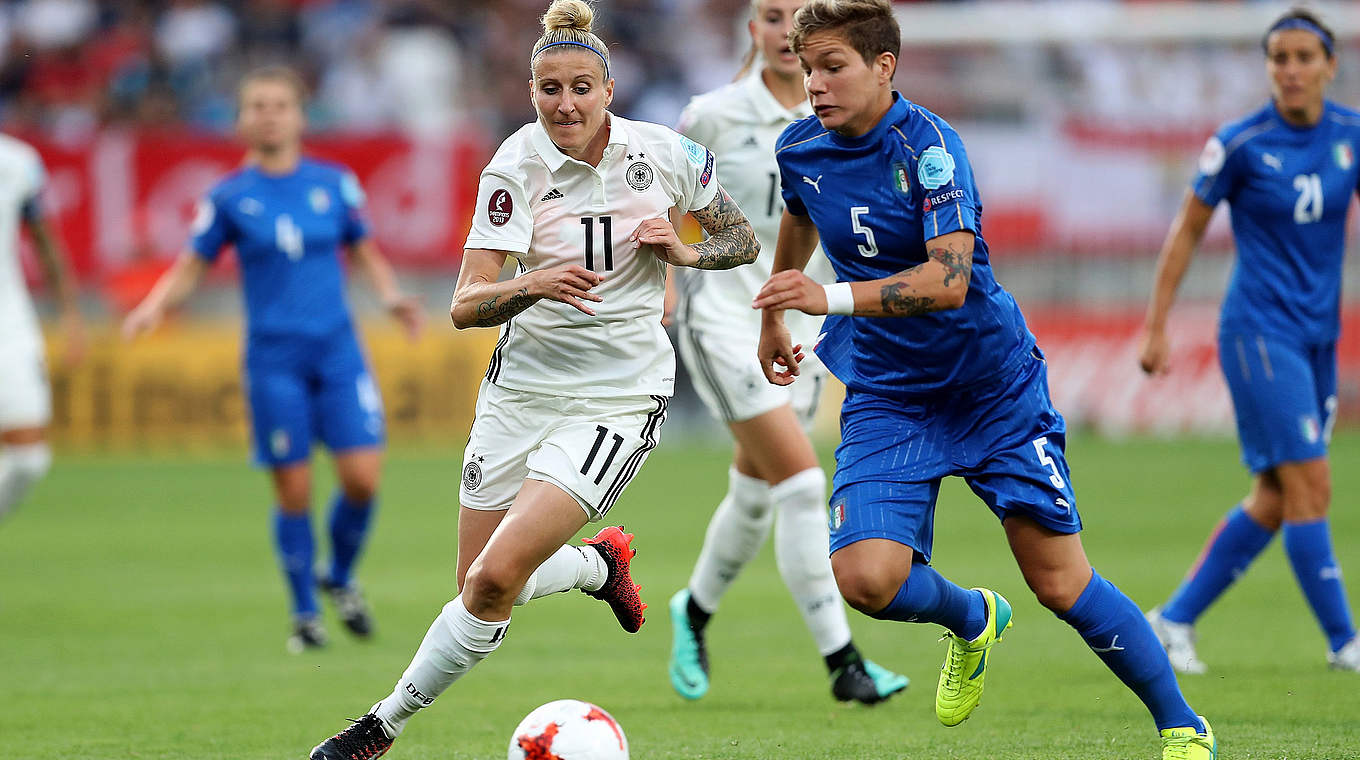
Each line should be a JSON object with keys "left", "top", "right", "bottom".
{"left": 1333, "top": 141, "right": 1354, "bottom": 171}
{"left": 892, "top": 161, "right": 911, "bottom": 195}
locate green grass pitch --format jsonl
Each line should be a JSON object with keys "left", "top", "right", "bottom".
{"left": 2, "top": 433, "right": 1358, "bottom": 759}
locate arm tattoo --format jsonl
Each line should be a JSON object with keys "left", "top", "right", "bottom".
{"left": 473, "top": 287, "right": 534, "bottom": 327}
{"left": 879, "top": 281, "right": 937, "bottom": 316}
{"left": 928, "top": 240, "right": 973, "bottom": 289}
{"left": 877, "top": 239, "right": 973, "bottom": 316}
{"left": 688, "top": 185, "right": 760, "bottom": 270}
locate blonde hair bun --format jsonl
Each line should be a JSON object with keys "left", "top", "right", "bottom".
{"left": 542, "top": 0, "right": 594, "bottom": 34}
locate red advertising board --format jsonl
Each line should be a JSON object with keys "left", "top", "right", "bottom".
{"left": 1027, "top": 306, "right": 1360, "bottom": 434}
{"left": 25, "top": 130, "right": 485, "bottom": 280}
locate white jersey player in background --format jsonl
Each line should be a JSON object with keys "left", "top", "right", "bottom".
{"left": 666, "top": 0, "right": 908, "bottom": 704}
{"left": 0, "top": 134, "right": 85, "bottom": 524}
{"left": 309, "top": 2, "right": 759, "bottom": 757}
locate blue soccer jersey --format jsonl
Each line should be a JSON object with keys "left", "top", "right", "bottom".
{"left": 191, "top": 158, "right": 370, "bottom": 338}
{"left": 1193, "top": 101, "right": 1360, "bottom": 345}
{"left": 776, "top": 93, "right": 1034, "bottom": 397}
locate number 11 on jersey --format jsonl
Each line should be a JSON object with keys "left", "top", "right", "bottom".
{"left": 582, "top": 216, "right": 614, "bottom": 271}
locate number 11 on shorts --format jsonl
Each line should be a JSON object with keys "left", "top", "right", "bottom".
{"left": 1031, "top": 437, "right": 1066, "bottom": 489}
{"left": 582, "top": 426, "right": 625, "bottom": 485}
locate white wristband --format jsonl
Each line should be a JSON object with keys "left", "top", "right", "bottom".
{"left": 823, "top": 282, "right": 855, "bottom": 315}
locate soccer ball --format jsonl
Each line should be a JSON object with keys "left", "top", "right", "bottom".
{"left": 507, "top": 699, "right": 629, "bottom": 760}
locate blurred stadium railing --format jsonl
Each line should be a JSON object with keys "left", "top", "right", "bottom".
{"left": 13, "top": 1, "right": 1360, "bottom": 448}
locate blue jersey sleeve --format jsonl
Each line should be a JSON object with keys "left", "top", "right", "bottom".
{"left": 189, "top": 191, "right": 236, "bottom": 262}
{"left": 1189, "top": 130, "right": 1242, "bottom": 207}
{"left": 916, "top": 126, "right": 980, "bottom": 242}
{"left": 338, "top": 170, "right": 370, "bottom": 244}
{"left": 775, "top": 123, "right": 810, "bottom": 217}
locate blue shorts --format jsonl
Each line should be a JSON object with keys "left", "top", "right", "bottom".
{"left": 828, "top": 351, "right": 1081, "bottom": 561}
{"left": 1219, "top": 332, "right": 1335, "bottom": 473}
{"left": 243, "top": 327, "right": 385, "bottom": 467}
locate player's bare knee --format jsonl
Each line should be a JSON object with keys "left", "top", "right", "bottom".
{"left": 1027, "top": 570, "right": 1085, "bottom": 614}
{"left": 463, "top": 557, "right": 527, "bottom": 609}
{"left": 832, "top": 561, "right": 907, "bottom": 614}
{"left": 341, "top": 478, "right": 378, "bottom": 504}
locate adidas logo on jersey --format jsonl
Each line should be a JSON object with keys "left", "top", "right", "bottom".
{"left": 540, "top": 188, "right": 564, "bottom": 202}
{"left": 742, "top": 135, "right": 759, "bottom": 148}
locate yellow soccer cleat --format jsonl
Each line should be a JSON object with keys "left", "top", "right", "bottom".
{"left": 1161, "top": 715, "right": 1216, "bottom": 759}
{"left": 935, "top": 588, "right": 1012, "bottom": 727}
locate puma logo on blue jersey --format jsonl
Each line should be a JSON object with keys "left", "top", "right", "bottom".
{"left": 802, "top": 175, "right": 823, "bottom": 193}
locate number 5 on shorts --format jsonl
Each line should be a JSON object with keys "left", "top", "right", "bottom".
{"left": 582, "top": 425, "right": 626, "bottom": 485}
{"left": 1031, "top": 437, "right": 1066, "bottom": 489}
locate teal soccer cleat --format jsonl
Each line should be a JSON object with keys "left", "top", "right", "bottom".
{"left": 668, "top": 589, "right": 710, "bottom": 699}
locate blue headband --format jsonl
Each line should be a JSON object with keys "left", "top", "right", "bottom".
{"left": 534, "top": 40, "right": 610, "bottom": 76}
{"left": 1268, "top": 17, "right": 1334, "bottom": 56}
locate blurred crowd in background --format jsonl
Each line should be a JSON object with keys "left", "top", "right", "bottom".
{"left": 6, "top": 0, "right": 1359, "bottom": 143}
{"left": 0, "top": 0, "right": 754, "bottom": 142}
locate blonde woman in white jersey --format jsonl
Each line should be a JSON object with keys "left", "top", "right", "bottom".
{"left": 667, "top": 0, "right": 908, "bottom": 704}
{"left": 309, "top": 2, "right": 758, "bottom": 756}
{"left": 0, "top": 134, "right": 85, "bottom": 525}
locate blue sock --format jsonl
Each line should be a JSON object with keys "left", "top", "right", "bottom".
{"left": 870, "top": 562, "right": 988, "bottom": 640}
{"left": 273, "top": 509, "right": 318, "bottom": 618}
{"left": 1059, "top": 571, "right": 1201, "bottom": 733}
{"left": 1282, "top": 519, "right": 1356, "bottom": 652}
{"left": 328, "top": 492, "right": 375, "bottom": 588}
{"left": 1162, "top": 505, "right": 1274, "bottom": 624}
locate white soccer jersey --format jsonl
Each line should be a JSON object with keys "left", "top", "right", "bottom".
{"left": 675, "top": 69, "right": 834, "bottom": 339}
{"left": 0, "top": 134, "right": 45, "bottom": 353}
{"left": 465, "top": 114, "right": 720, "bottom": 398}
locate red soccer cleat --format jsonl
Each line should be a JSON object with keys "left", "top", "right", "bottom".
{"left": 582, "top": 526, "right": 647, "bottom": 633}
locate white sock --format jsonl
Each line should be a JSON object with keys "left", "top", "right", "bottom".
{"left": 0, "top": 443, "right": 51, "bottom": 521}
{"left": 687, "top": 466, "right": 773, "bottom": 612}
{"left": 514, "top": 544, "right": 607, "bottom": 605}
{"left": 772, "top": 467, "right": 851, "bottom": 656}
{"left": 372, "top": 595, "right": 509, "bottom": 737}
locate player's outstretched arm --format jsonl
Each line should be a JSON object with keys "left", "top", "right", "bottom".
{"left": 754, "top": 229, "right": 973, "bottom": 319}
{"left": 450, "top": 248, "right": 604, "bottom": 329}
{"left": 122, "top": 251, "right": 208, "bottom": 340}
{"left": 24, "top": 211, "right": 86, "bottom": 365}
{"left": 347, "top": 238, "right": 425, "bottom": 341}
{"left": 1139, "top": 191, "right": 1214, "bottom": 375}
{"left": 755, "top": 210, "right": 820, "bottom": 386}
{"left": 632, "top": 184, "right": 759, "bottom": 270}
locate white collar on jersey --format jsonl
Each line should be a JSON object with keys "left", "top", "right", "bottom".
{"left": 744, "top": 67, "right": 813, "bottom": 124}
{"left": 530, "top": 111, "right": 631, "bottom": 174}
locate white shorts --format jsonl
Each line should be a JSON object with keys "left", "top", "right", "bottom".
{"left": 460, "top": 380, "right": 669, "bottom": 520}
{"left": 678, "top": 324, "right": 828, "bottom": 429}
{"left": 0, "top": 340, "right": 50, "bottom": 429}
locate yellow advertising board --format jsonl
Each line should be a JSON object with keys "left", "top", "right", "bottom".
{"left": 47, "top": 324, "right": 499, "bottom": 451}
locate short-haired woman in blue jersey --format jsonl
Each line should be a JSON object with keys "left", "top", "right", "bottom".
{"left": 1140, "top": 8, "right": 1358, "bottom": 674}
{"left": 123, "top": 67, "right": 425, "bottom": 653}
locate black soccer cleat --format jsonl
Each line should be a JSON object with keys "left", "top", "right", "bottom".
{"left": 310, "top": 713, "right": 393, "bottom": 760}
{"left": 831, "top": 659, "right": 910, "bottom": 705}
{"left": 319, "top": 577, "right": 375, "bottom": 639}
{"left": 287, "top": 617, "right": 328, "bottom": 654}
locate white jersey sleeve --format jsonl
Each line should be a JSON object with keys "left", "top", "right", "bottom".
{"left": 465, "top": 167, "right": 533, "bottom": 254}
{"left": 664, "top": 134, "right": 719, "bottom": 213}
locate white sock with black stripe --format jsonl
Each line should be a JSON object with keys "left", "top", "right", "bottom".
{"left": 373, "top": 596, "right": 509, "bottom": 738}
{"left": 514, "top": 544, "right": 607, "bottom": 605}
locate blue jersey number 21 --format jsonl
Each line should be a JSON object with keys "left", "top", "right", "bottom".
{"left": 1293, "top": 173, "right": 1323, "bottom": 225}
